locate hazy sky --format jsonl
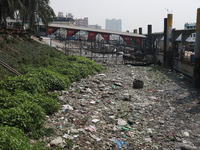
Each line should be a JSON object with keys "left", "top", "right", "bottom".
{"left": 49, "top": 0, "right": 200, "bottom": 33}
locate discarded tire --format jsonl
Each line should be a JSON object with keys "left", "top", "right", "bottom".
{"left": 133, "top": 79, "right": 144, "bottom": 89}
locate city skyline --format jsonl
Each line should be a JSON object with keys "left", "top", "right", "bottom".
{"left": 50, "top": 0, "right": 200, "bottom": 33}
{"left": 105, "top": 19, "right": 122, "bottom": 32}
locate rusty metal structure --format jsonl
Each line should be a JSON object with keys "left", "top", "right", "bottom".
{"left": 39, "top": 23, "right": 146, "bottom": 51}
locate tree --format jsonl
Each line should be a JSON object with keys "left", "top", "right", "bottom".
{"left": 0, "top": 0, "right": 55, "bottom": 32}
{"left": 0, "top": 0, "right": 23, "bottom": 29}
{"left": 0, "top": 0, "right": 11, "bottom": 29}
{"left": 27, "top": 0, "right": 55, "bottom": 30}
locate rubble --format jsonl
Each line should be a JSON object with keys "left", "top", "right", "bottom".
{"left": 43, "top": 60, "right": 200, "bottom": 149}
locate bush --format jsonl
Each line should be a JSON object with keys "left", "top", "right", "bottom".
{"left": 2, "top": 68, "right": 70, "bottom": 94}
{"left": 58, "top": 63, "right": 82, "bottom": 82}
{"left": 0, "top": 126, "right": 46, "bottom": 150}
{"left": 0, "top": 101, "right": 45, "bottom": 132}
{"left": 0, "top": 126, "right": 31, "bottom": 150}
{"left": 28, "top": 68, "right": 70, "bottom": 91}
{"left": 29, "top": 93, "right": 60, "bottom": 115}
{"left": 2, "top": 75, "right": 45, "bottom": 94}
{"left": 0, "top": 90, "right": 59, "bottom": 115}
{"left": 0, "top": 89, "right": 11, "bottom": 97}
{"left": 49, "top": 56, "right": 104, "bottom": 82}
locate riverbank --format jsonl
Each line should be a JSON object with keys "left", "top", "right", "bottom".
{"left": 1, "top": 35, "right": 200, "bottom": 149}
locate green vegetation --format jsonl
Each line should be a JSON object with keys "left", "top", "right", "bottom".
{"left": 0, "top": 35, "right": 104, "bottom": 149}
{"left": 0, "top": 101, "right": 45, "bottom": 132}
{"left": 0, "top": 90, "right": 59, "bottom": 115}
{"left": 0, "top": 126, "right": 46, "bottom": 150}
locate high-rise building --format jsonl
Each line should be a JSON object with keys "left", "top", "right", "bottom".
{"left": 75, "top": 17, "right": 88, "bottom": 27}
{"left": 105, "top": 19, "right": 122, "bottom": 32}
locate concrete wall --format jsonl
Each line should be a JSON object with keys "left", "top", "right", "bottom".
{"left": 173, "top": 59, "right": 194, "bottom": 77}
{"left": 156, "top": 54, "right": 194, "bottom": 77}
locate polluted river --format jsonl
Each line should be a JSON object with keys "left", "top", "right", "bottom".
{"left": 40, "top": 39, "right": 200, "bottom": 150}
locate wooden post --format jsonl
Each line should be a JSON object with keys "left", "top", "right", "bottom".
{"left": 193, "top": 8, "right": 200, "bottom": 88}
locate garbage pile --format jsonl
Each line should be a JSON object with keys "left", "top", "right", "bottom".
{"left": 42, "top": 64, "right": 200, "bottom": 150}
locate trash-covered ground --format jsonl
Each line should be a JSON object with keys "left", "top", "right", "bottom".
{"left": 41, "top": 60, "right": 200, "bottom": 150}
{"left": 36, "top": 39, "right": 200, "bottom": 149}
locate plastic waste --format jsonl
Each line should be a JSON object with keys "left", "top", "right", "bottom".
{"left": 113, "top": 139, "right": 128, "bottom": 149}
